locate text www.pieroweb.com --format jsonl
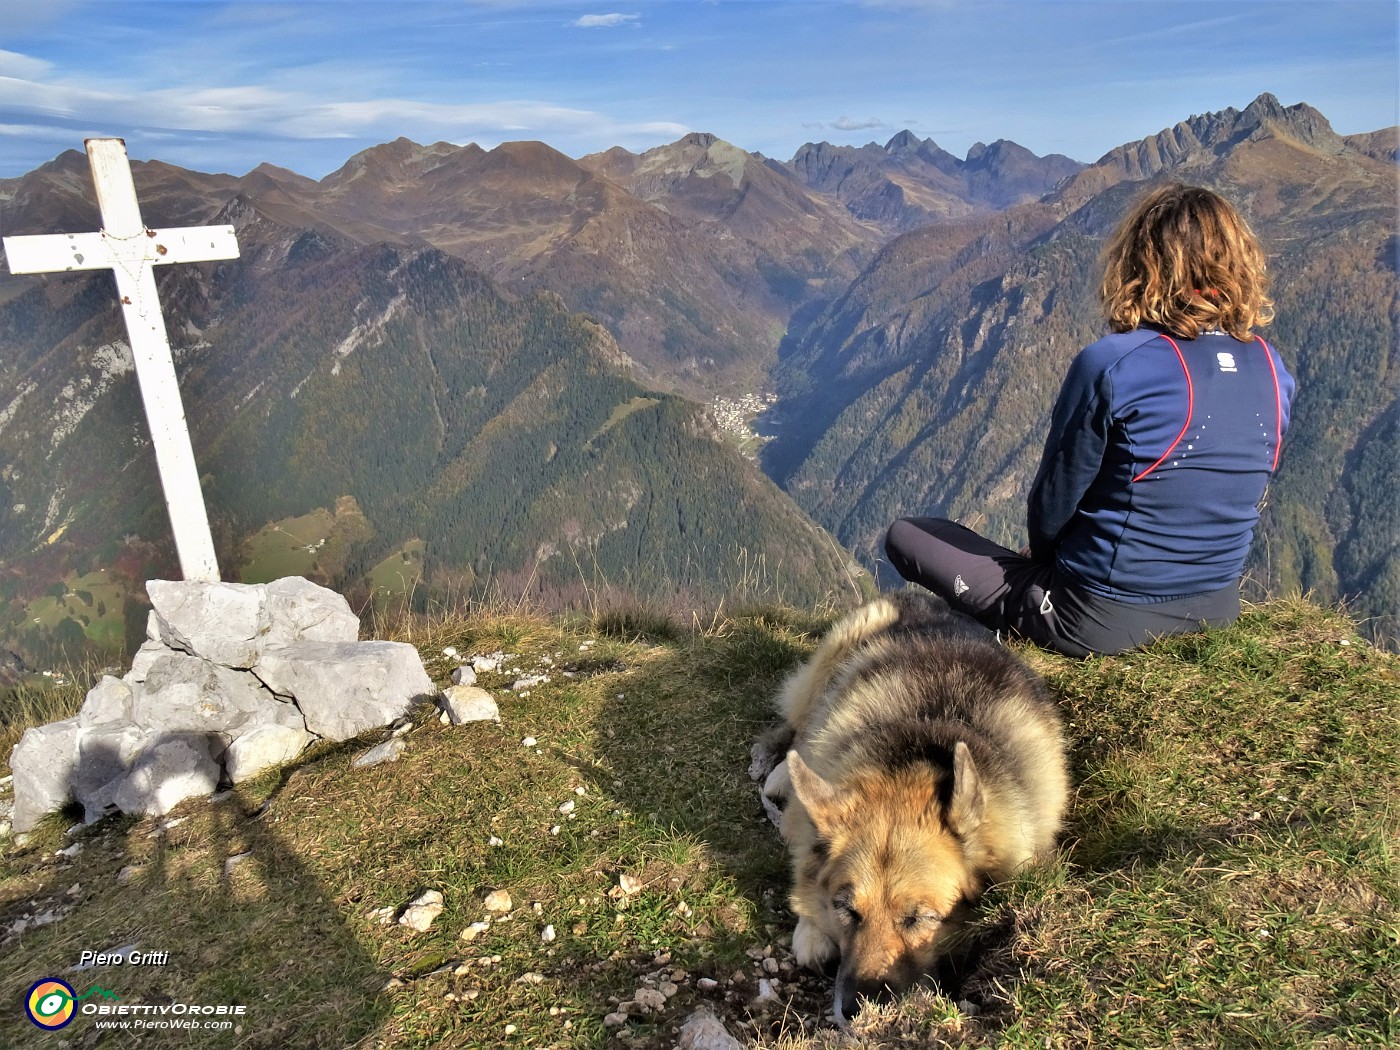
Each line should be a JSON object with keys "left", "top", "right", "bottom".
{"left": 83, "top": 1002, "right": 246, "bottom": 1032}
{"left": 93, "top": 1017, "right": 236, "bottom": 1032}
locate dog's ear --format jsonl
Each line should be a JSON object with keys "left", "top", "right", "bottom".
{"left": 787, "top": 750, "right": 841, "bottom": 826}
{"left": 946, "top": 741, "right": 985, "bottom": 836}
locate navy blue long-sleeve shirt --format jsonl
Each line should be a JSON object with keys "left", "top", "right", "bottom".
{"left": 1027, "top": 328, "right": 1294, "bottom": 602}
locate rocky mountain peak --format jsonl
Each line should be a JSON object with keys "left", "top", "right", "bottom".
{"left": 1080, "top": 94, "right": 1346, "bottom": 187}
{"left": 1238, "top": 94, "right": 1341, "bottom": 150}
{"left": 680, "top": 132, "right": 721, "bottom": 150}
{"left": 323, "top": 137, "right": 463, "bottom": 188}
{"left": 40, "top": 149, "right": 91, "bottom": 177}
{"left": 884, "top": 130, "right": 927, "bottom": 153}
{"left": 1242, "top": 92, "right": 1286, "bottom": 121}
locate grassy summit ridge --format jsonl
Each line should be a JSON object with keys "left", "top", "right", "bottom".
{"left": 0, "top": 595, "right": 1395, "bottom": 1049}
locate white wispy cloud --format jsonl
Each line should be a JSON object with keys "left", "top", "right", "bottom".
{"left": 573, "top": 13, "right": 639, "bottom": 28}
{"left": 831, "top": 116, "right": 888, "bottom": 131}
{"left": 0, "top": 49, "right": 53, "bottom": 80}
{"left": 0, "top": 61, "right": 679, "bottom": 149}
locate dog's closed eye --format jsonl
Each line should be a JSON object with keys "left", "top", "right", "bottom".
{"left": 832, "top": 889, "right": 861, "bottom": 926}
{"left": 903, "top": 909, "right": 943, "bottom": 930}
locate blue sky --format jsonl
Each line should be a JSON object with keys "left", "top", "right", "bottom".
{"left": 0, "top": 0, "right": 1395, "bottom": 180}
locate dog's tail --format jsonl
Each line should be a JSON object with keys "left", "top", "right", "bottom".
{"left": 776, "top": 597, "right": 903, "bottom": 732}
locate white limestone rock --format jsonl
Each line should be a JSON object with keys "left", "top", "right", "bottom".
{"left": 9, "top": 719, "right": 81, "bottom": 833}
{"left": 146, "top": 577, "right": 359, "bottom": 671}
{"left": 147, "top": 579, "right": 269, "bottom": 669}
{"left": 224, "top": 723, "right": 313, "bottom": 783}
{"left": 132, "top": 653, "right": 295, "bottom": 739}
{"left": 112, "top": 734, "right": 220, "bottom": 819}
{"left": 439, "top": 685, "right": 500, "bottom": 725}
{"left": 352, "top": 737, "right": 406, "bottom": 768}
{"left": 254, "top": 640, "right": 433, "bottom": 742}
{"left": 399, "top": 890, "right": 445, "bottom": 932}
{"left": 71, "top": 722, "right": 148, "bottom": 823}
{"left": 261, "top": 576, "right": 361, "bottom": 647}
{"left": 126, "top": 640, "right": 171, "bottom": 684}
{"left": 677, "top": 1009, "right": 744, "bottom": 1050}
{"left": 77, "top": 676, "right": 134, "bottom": 728}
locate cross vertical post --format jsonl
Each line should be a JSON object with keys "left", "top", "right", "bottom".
{"left": 3, "top": 138, "right": 239, "bottom": 582}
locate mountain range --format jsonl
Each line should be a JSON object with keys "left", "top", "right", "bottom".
{"left": 0, "top": 92, "right": 1394, "bottom": 667}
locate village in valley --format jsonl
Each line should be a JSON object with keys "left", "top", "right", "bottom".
{"left": 708, "top": 393, "right": 778, "bottom": 459}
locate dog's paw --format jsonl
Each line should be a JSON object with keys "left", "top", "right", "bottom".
{"left": 749, "top": 727, "right": 792, "bottom": 782}
{"left": 792, "top": 917, "right": 838, "bottom": 969}
{"left": 760, "top": 759, "right": 791, "bottom": 831}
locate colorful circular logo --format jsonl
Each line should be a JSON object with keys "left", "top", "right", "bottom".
{"left": 25, "top": 978, "right": 77, "bottom": 1030}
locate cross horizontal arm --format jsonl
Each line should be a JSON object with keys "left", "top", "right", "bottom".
{"left": 4, "top": 225, "right": 239, "bottom": 275}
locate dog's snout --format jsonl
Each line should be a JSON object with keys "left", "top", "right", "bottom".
{"left": 837, "top": 977, "right": 895, "bottom": 1022}
{"left": 834, "top": 954, "right": 901, "bottom": 1023}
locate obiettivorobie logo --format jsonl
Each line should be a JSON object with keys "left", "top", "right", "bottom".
{"left": 25, "top": 978, "right": 248, "bottom": 1034}
{"left": 25, "top": 979, "right": 119, "bottom": 1030}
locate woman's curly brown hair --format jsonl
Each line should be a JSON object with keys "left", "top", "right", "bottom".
{"left": 1100, "top": 183, "right": 1273, "bottom": 341}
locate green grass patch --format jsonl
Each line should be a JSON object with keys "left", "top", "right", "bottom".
{"left": 240, "top": 508, "right": 338, "bottom": 583}
{"left": 366, "top": 539, "right": 427, "bottom": 607}
{"left": 0, "top": 597, "right": 1394, "bottom": 1049}
{"left": 584, "top": 397, "right": 661, "bottom": 451}
{"left": 22, "top": 570, "right": 127, "bottom": 652}
{"left": 241, "top": 497, "right": 375, "bottom": 586}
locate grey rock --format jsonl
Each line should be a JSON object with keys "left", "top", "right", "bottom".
{"left": 262, "top": 577, "right": 361, "bottom": 646}
{"left": 133, "top": 654, "right": 296, "bottom": 739}
{"left": 450, "top": 664, "right": 477, "bottom": 686}
{"left": 126, "top": 640, "right": 170, "bottom": 684}
{"left": 11, "top": 579, "right": 407, "bottom": 830}
{"left": 10, "top": 719, "right": 81, "bottom": 833}
{"left": 224, "top": 723, "right": 313, "bottom": 783}
{"left": 72, "top": 722, "right": 148, "bottom": 823}
{"left": 439, "top": 685, "right": 500, "bottom": 725}
{"left": 753, "top": 978, "right": 780, "bottom": 1005}
{"left": 147, "top": 579, "right": 268, "bottom": 669}
{"left": 146, "top": 577, "right": 360, "bottom": 672}
{"left": 352, "top": 737, "right": 406, "bottom": 768}
{"left": 78, "top": 676, "right": 134, "bottom": 728}
{"left": 677, "top": 1008, "right": 744, "bottom": 1050}
{"left": 112, "top": 734, "right": 220, "bottom": 818}
{"left": 398, "top": 890, "right": 444, "bottom": 931}
{"left": 255, "top": 640, "right": 433, "bottom": 741}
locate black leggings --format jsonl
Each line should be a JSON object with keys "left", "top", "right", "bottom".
{"left": 884, "top": 517, "right": 1240, "bottom": 658}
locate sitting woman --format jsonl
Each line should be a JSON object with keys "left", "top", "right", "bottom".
{"left": 885, "top": 183, "right": 1295, "bottom": 657}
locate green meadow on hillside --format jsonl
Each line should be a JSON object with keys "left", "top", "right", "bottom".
{"left": 0, "top": 597, "right": 1395, "bottom": 1049}
{"left": 13, "top": 570, "right": 128, "bottom": 660}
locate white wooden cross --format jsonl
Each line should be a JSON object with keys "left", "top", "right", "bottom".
{"left": 3, "top": 138, "right": 239, "bottom": 582}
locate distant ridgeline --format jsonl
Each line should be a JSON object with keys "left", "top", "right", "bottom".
{"left": 0, "top": 92, "right": 1394, "bottom": 669}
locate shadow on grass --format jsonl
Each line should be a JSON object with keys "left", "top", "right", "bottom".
{"left": 587, "top": 608, "right": 814, "bottom": 903}
{"left": 0, "top": 733, "right": 392, "bottom": 1050}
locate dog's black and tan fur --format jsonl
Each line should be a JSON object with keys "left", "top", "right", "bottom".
{"left": 763, "top": 593, "right": 1069, "bottom": 1021}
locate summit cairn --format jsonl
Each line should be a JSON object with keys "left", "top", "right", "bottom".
{"left": 9, "top": 577, "right": 436, "bottom": 833}
{"left": 3, "top": 141, "right": 435, "bottom": 834}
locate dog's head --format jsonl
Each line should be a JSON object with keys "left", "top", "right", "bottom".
{"left": 787, "top": 744, "right": 986, "bottom": 1021}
